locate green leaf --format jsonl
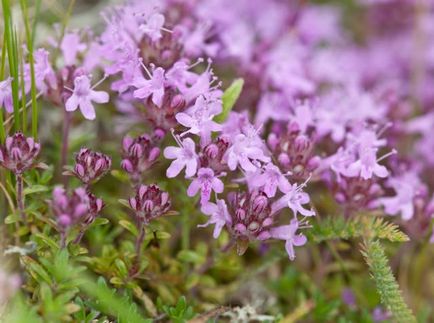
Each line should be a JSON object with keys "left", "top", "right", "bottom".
{"left": 115, "top": 259, "right": 128, "bottom": 278}
{"left": 361, "top": 239, "right": 416, "bottom": 323}
{"left": 5, "top": 213, "right": 20, "bottom": 224}
{"left": 24, "top": 184, "right": 49, "bottom": 195}
{"left": 21, "top": 256, "right": 52, "bottom": 284}
{"left": 93, "top": 218, "right": 109, "bottom": 226}
{"left": 215, "top": 78, "right": 244, "bottom": 123}
{"left": 177, "top": 250, "right": 206, "bottom": 264}
{"left": 155, "top": 231, "right": 171, "bottom": 240}
{"left": 119, "top": 220, "right": 138, "bottom": 236}
{"left": 33, "top": 233, "right": 59, "bottom": 250}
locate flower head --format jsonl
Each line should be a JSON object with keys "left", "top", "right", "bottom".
{"left": 72, "top": 148, "right": 112, "bottom": 185}
{"left": 0, "top": 133, "right": 40, "bottom": 174}
{"left": 65, "top": 75, "right": 109, "bottom": 120}
{"left": 129, "top": 184, "right": 171, "bottom": 223}
{"left": 121, "top": 134, "right": 160, "bottom": 178}
{"left": 51, "top": 186, "right": 91, "bottom": 229}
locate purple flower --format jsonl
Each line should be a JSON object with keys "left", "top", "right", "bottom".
{"left": 249, "top": 163, "right": 291, "bottom": 198}
{"left": 72, "top": 148, "right": 112, "bottom": 185}
{"left": 139, "top": 13, "right": 165, "bottom": 42}
{"left": 272, "top": 183, "right": 315, "bottom": 217}
{"left": 345, "top": 147, "right": 389, "bottom": 179}
{"left": 51, "top": 186, "right": 90, "bottom": 229}
{"left": 60, "top": 32, "right": 86, "bottom": 66}
{"left": 225, "top": 133, "right": 271, "bottom": 172}
{"left": 0, "top": 78, "right": 13, "bottom": 113}
{"left": 266, "top": 219, "right": 307, "bottom": 260}
{"left": 0, "top": 133, "right": 40, "bottom": 174}
{"left": 133, "top": 67, "right": 166, "bottom": 107}
{"left": 164, "top": 137, "right": 198, "bottom": 178}
{"left": 65, "top": 75, "right": 109, "bottom": 120}
{"left": 128, "top": 184, "right": 171, "bottom": 223}
{"left": 187, "top": 168, "right": 224, "bottom": 204}
{"left": 29, "top": 48, "right": 57, "bottom": 94}
{"left": 176, "top": 94, "right": 222, "bottom": 146}
{"left": 378, "top": 173, "right": 421, "bottom": 220}
{"left": 199, "top": 199, "right": 231, "bottom": 238}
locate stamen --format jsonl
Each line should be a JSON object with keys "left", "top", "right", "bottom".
{"left": 161, "top": 27, "right": 173, "bottom": 33}
{"left": 91, "top": 73, "right": 109, "bottom": 90}
{"left": 138, "top": 58, "right": 152, "bottom": 78}
{"left": 377, "top": 149, "right": 397, "bottom": 163}
{"left": 188, "top": 57, "right": 204, "bottom": 69}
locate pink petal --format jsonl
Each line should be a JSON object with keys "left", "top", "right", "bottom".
{"left": 166, "top": 159, "right": 185, "bottom": 178}
{"left": 90, "top": 90, "right": 109, "bottom": 104}
{"left": 65, "top": 94, "right": 79, "bottom": 112}
{"left": 79, "top": 98, "right": 96, "bottom": 120}
{"left": 187, "top": 179, "right": 201, "bottom": 197}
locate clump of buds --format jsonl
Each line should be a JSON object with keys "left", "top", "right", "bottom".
{"left": 72, "top": 148, "right": 112, "bottom": 185}
{"left": 51, "top": 186, "right": 104, "bottom": 247}
{"left": 227, "top": 190, "right": 274, "bottom": 253}
{"left": 127, "top": 184, "right": 172, "bottom": 273}
{"left": 268, "top": 122, "right": 320, "bottom": 181}
{"left": 0, "top": 132, "right": 41, "bottom": 174}
{"left": 121, "top": 134, "right": 160, "bottom": 183}
{"left": 332, "top": 176, "right": 383, "bottom": 217}
{"left": 199, "top": 136, "right": 230, "bottom": 174}
{"left": 128, "top": 184, "right": 171, "bottom": 224}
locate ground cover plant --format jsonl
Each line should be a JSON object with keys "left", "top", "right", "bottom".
{"left": 0, "top": 0, "right": 433, "bottom": 322}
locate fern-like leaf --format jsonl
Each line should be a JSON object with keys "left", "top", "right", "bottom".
{"left": 309, "top": 215, "right": 409, "bottom": 243}
{"left": 361, "top": 239, "right": 416, "bottom": 323}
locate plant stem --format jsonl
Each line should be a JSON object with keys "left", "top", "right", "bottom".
{"left": 135, "top": 222, "right": 146, "bottom": 261}
{"left": 60, "top": 110, "right": 72, "bottom": 185}
{"left": 73, "top": 226, "right": 87, "bottom": 244}
{"left": 16, "top": 173, "right": 26, "bottom": 223}
{"left": 60, "top": 231, "right": 67, "bottom": 249}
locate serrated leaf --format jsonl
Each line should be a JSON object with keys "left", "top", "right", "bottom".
{"left": 215, "top": 78, "right": 244, "bottom": 123}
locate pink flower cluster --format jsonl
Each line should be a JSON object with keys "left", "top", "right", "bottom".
{"left": 2, "top": 0, "right": 434, "bottom": 255}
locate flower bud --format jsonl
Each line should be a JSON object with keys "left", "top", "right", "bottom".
{"left": 73, "top": 148, "right": 111, "bottom": 184}
{"left": 0, "top": 132, "right": 40, "bottom": 174}
{"left": 121, "top": 134, "right": 160, "bottom": 177}
{"left": 129, "top": 184, "right": 172, "bottom": 223}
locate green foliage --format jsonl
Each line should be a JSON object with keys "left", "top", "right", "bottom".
{"left": 157, "top": 296, "right": 196, "bottom": 323}
{"left": 310, "top": 215, "right": 409, "bottom": 243}
{"left": 1, "top": 0, "right": 21, "bottom": 131}
{"left": 215, "top": 78, "right": 244, "bottom": 123}
{"left": 361, "top": 239, "right": 416, "bottom": 323}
